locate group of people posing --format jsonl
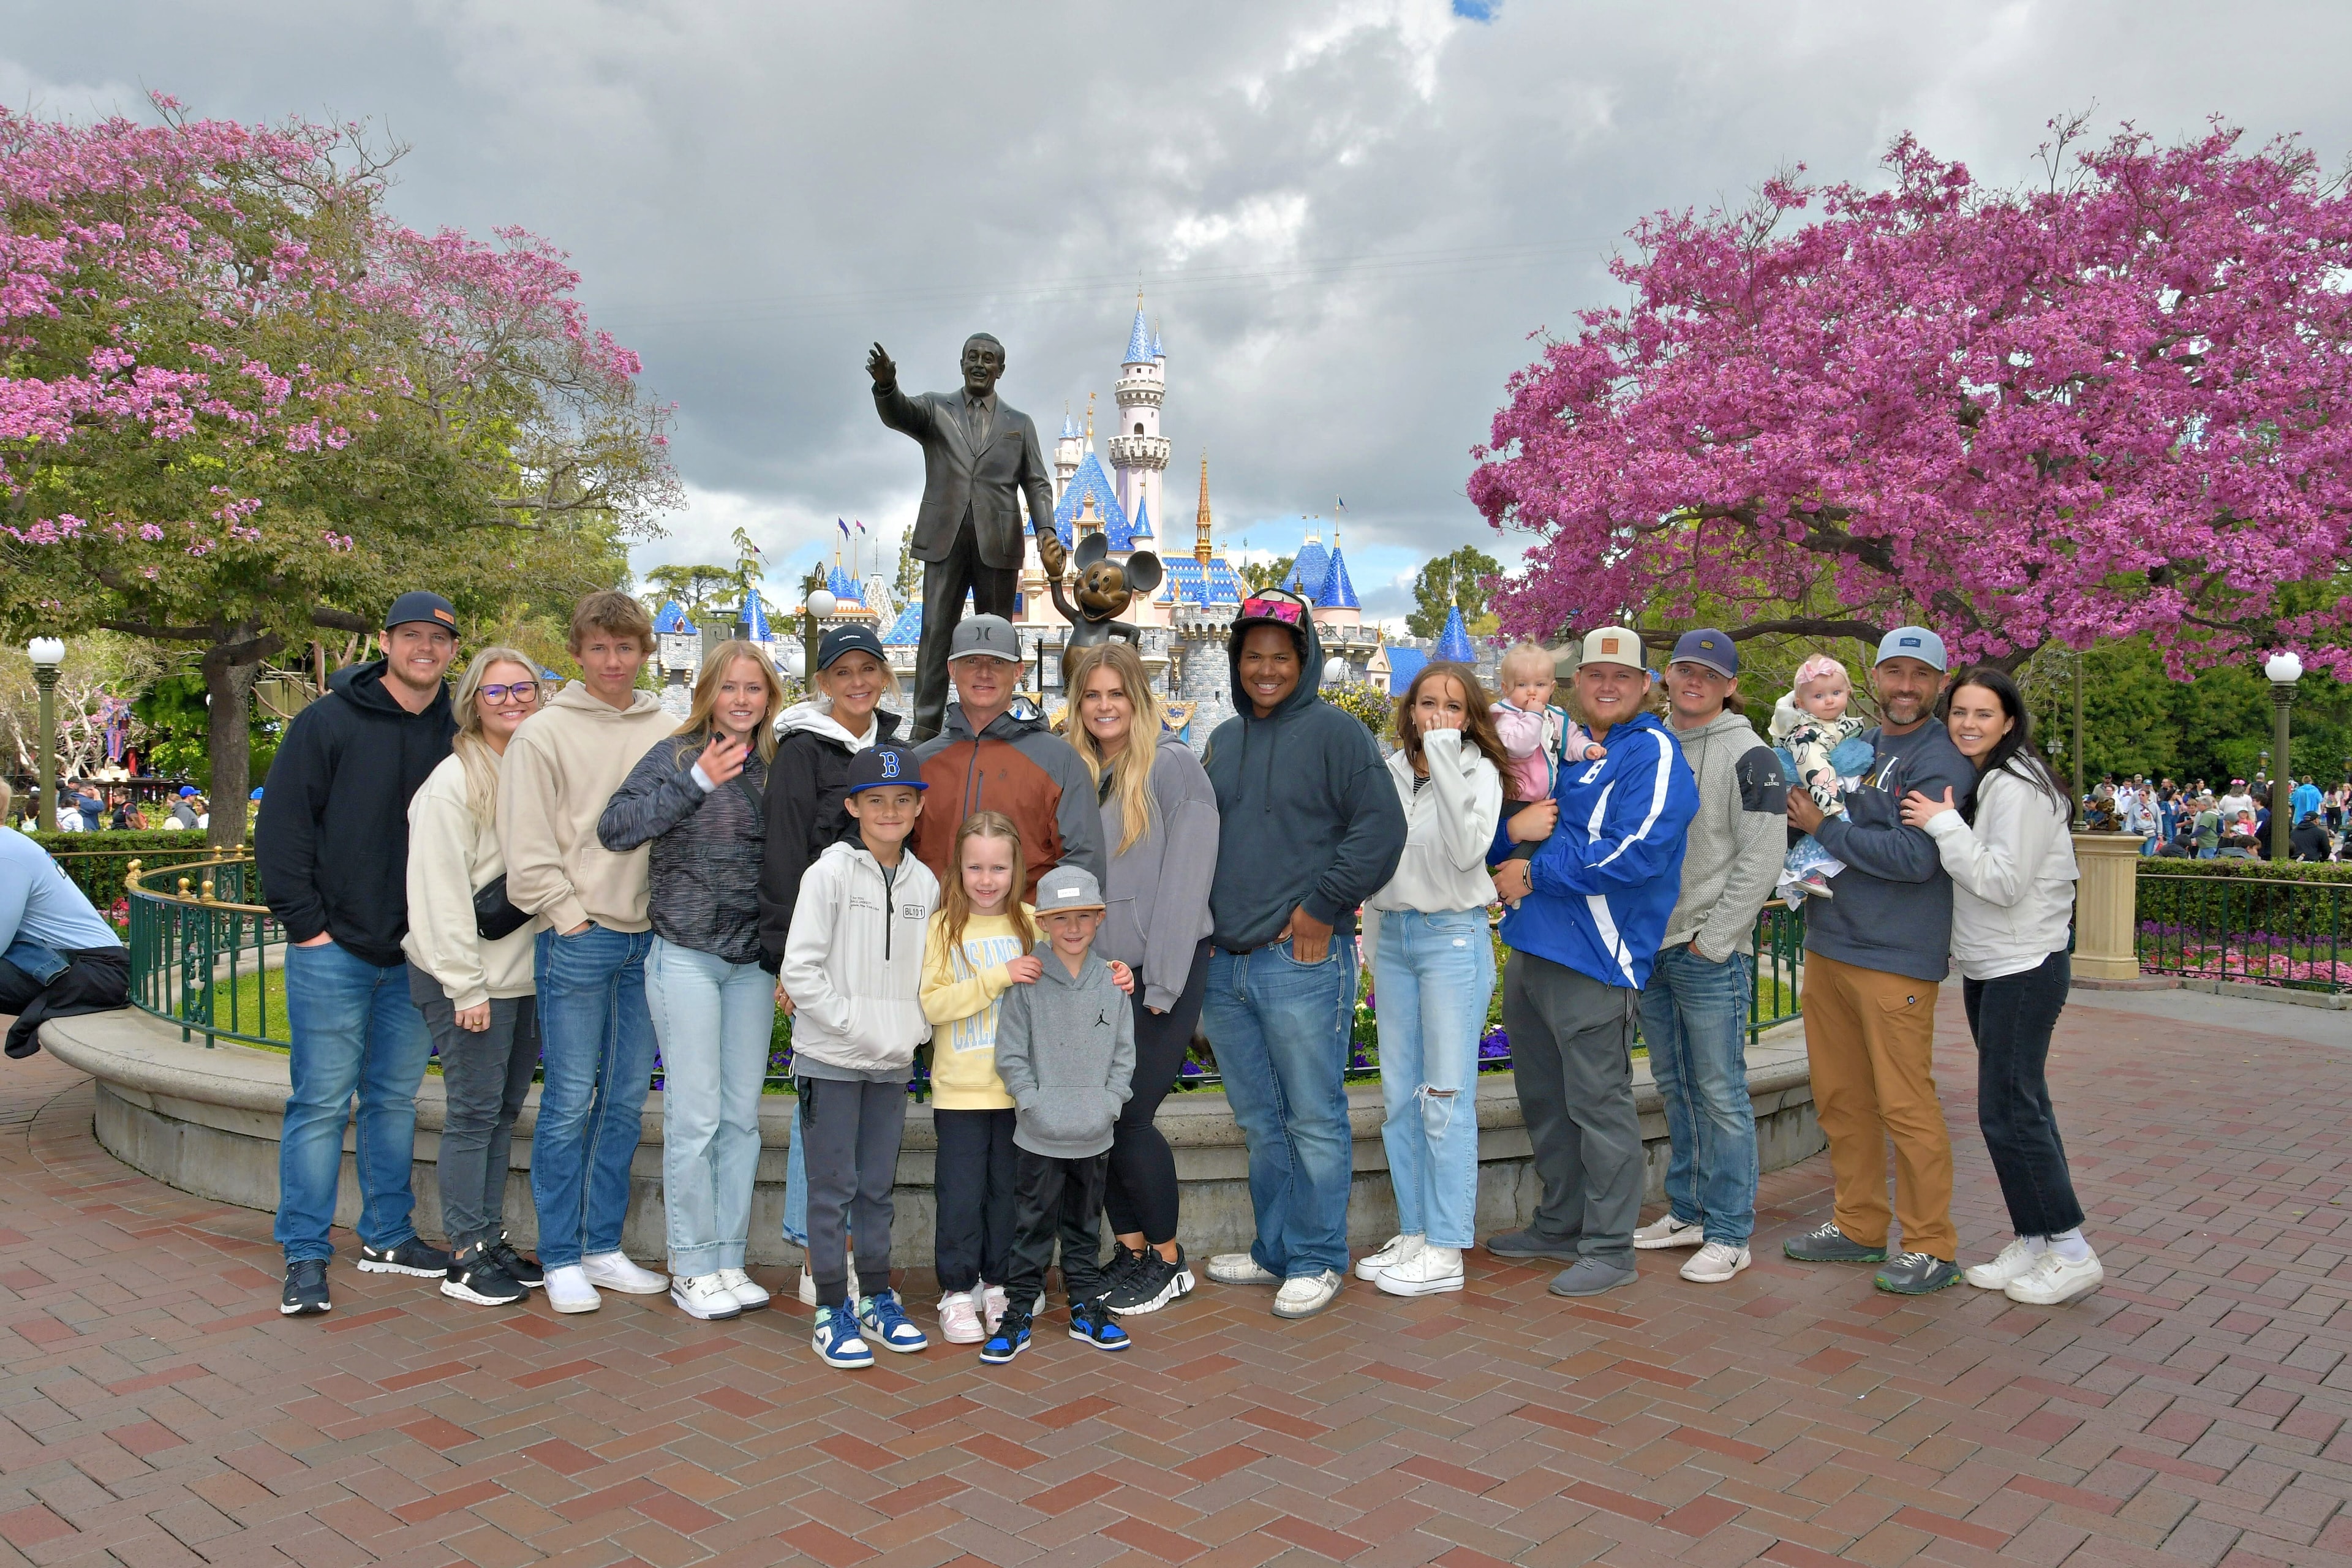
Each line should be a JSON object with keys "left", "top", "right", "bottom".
{"left": 243, "top": 583, "right": 2105, "bottom": 1375}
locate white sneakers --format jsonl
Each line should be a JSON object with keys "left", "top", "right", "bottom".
{"left": 545, "top": 1265, "right": 600, "bottom": 1314}
{"left": 582, "top": 1252, "right": 668, "bottom": 1295}
{"left": 671, "top": 1273, "right": 743, "bottom": 1321}
{"left": 1207, "top": 1253, "right": 1280, "bottom": 1286}
{"left": 796, "top": 1262, "right": 861, "bottom": 1307}
{"left": 2001, "top": 1250, "right": 2103, "bottom": 1306}
{"left": 937, "top": 1291, "right": 985, "bottom": 1344}
{"left": 1679, "top": 1242, "right": 1749, "bottom": 1283}
{"left": 1963, "top": 1237, "right": 2045, "bottom": 1291}
{"left": 1634, "top": 1215, "right": 1705, "bottom": 1251}
{"left": 716, "top": 1268, "right": 769, "bottom": 1311}
{"left": 1271, "top": 1269, "right": 1344, "bottom": 1318}
{"left": 1374, "top": 1245, "right": 1463, "bottom": 1297}
{"left": 981, "top": 1283, "right": 1008, "bottom": 1333}
{"left": 1355, "top": 1234, "right": 1423, "bottom": 1281}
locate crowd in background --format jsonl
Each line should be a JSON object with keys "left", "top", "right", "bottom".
{"left": 2091, "top": 772, "right": 2349, "bottom": 861}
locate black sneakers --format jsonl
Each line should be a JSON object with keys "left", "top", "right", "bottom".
{"left": 1781, "top": 1222, "right": 1887, "bottom": 1264}
{"left": 1103, "top": 1245, "right": 1196, "bottom": 1316}
{"left": 443, "top": 1246, "right": 529, "bottom": 1307}
{"left": 1091, "top": 1243, "right": 1151, "bottom": 1302}
{"left": 488, "top": 1237, "right": 543, "bottom": 1289}
{"left": 281, "top": 1259, "right": 330, "bottom": 1316}
{"left": 358, "top": 1238, "right": 453, "bottom": 1277}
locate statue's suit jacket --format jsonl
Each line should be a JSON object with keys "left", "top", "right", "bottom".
{"left": 874, "top": 383, "right": 1057, "bottom": 571}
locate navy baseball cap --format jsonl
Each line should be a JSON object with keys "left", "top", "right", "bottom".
{"left": 1669, "top": 628, "right": 1737, "bottom": 679}
{"left": 384, "top": 590, "right": 458, "bottom": 633}
{"left": 844, "top": 744, "right": 925, "bottom": 796}
{"left": 818, "top": 624, "right": 888, "bottom": 670}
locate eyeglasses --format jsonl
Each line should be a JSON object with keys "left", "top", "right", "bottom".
{"left": 1239, "top": 596, "right": 1305, "bottom": 626}
{"left": 479, "top": 681, "right": 539, "bottom": 704}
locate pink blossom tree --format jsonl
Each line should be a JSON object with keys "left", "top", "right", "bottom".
{"left": 1468, "top": 118, "right": 2352, "bottom": 679}
{"left": 0, "top": 97, "right": 677, "bottom": 841}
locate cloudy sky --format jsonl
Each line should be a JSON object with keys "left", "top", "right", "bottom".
{"left": 9, "top": 2, "right": 2349, "bottom": 622}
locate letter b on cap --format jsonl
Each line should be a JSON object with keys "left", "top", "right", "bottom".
{"left": 879, "top": 750, "right": 900, "bottom": 779}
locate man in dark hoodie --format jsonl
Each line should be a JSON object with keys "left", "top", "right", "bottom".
{"left": 257, "top": 592, "right": 462, "bottom": 1317}
{"left": 1198, "top": 590, "right": 1406, "bottom": 1320}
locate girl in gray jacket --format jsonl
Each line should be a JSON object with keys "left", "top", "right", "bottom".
{"left": 597, "top": 643, "right": 782, "bottom": 1324}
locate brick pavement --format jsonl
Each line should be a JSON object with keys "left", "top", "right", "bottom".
{"left": 0, "top": 989, "right": 2343, "bottom": 1568}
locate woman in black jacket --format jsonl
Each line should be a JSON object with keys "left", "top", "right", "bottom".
{"left": 755, "top": 622, "right": 904, "bottom": 1304}
{"left": 598, "top": 640, "right": 784, "bottom": 1322}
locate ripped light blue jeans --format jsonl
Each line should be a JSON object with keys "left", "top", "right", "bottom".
{"left": 1374, "top": 909, "right": 1494, "bottom": 1249}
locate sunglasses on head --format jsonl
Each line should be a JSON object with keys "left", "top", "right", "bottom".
{"left": 1240, "top": 596, "right": 1305, "bottom": 626}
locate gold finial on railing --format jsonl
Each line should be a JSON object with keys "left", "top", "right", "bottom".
{"left": 127, "top": 859, "right": 142, "bottom": 881}
{"left": 177, "top": 876, "right": 192, "bottom": 899}
{"left": 200, "top": 877, "right": 216, "bottom": 904}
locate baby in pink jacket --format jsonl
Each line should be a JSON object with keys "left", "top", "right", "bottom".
{"left": 1491, "top": 643, "right": 1603, "bottom": 802}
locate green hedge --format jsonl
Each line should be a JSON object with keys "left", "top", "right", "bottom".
{"left": 29, "top": 830, "right": 236, "bottom": 909}
{"left": 2135, "top": 857, "right": 2352, "bottom": 884}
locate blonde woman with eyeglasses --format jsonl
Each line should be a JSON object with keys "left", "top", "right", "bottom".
{"left": 404, "top": 646, "right": 548, "bottom": 1308}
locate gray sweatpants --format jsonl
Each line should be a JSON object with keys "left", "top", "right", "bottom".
{"left": 410, "top": 967, "right": 538, "bottom": 1254}
{"left": 1501, "top": 951, "right": 1642, "bottom": 1263}
{"left": 797, "top": 1076, "right": 904, "bottom": 1306}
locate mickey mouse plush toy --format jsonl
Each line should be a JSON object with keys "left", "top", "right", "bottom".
{"left": 1049, "top": 533, "right": 1163, "bottom": 663}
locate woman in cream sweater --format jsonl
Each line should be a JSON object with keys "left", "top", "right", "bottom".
{"left": 1357, "top": 661, "right": 1507, "bottom": 1298}
{"left": 404, "top": 647, "right": 548, "bottom": 1308}
{"left": 1901, "top": 666, "right": 2098, "bottom": 1307}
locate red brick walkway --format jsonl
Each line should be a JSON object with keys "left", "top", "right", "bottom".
{"left": 0, "top": 989, "right": 2344, "bottom": 1568}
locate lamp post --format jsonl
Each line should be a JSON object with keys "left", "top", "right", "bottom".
{"left": 2265, "top": 650, "right": 2303, "bottom": 861}
{"left": 26, "top": 638, "right": 64, "bottom": 832}
{"left": 801, "top": 575, "right": 835, "bottom": 698}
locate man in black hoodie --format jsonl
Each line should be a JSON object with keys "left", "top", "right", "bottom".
{"left": 257, "top": 592, "right": 461, "bottom": 1317}
{"left": 1198, "top": 591, "right": 1406, "bottom": 1320}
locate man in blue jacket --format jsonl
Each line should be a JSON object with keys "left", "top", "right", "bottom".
{"left": 1486, "top": 627, "right": 1697, "bottom": 1298}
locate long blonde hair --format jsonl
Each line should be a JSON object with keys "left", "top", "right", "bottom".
{"left": 453, "top": 646, "right": 541, "bottom": 827}
{"left": 1065, "top": 641, "right": 1162, "bottom": 857}
{"left": 677, "top": 640, "right": 786, "bottom": 763}
{"left": 938, "top": 812, "right": 1039, "bottom": 957}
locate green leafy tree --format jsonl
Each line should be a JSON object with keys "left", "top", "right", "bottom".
{"left": 1407, "top": 545, "right": 1502, "bottom": 639}
{"left": 643, "top": 564, "right": 742, "bottom": 623}
{"left": 1240, "top": 555, "right": 1294, "bottom": 595}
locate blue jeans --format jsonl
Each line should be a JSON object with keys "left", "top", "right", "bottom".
{"left": 1201, "top": 938, "right": 1357, "bottom": 1278}
{"left": 1637, "top": 946, "right": 1758, "bottom": 1246}
{"left": 644, "top": 938, "right": 770, "bottom": 1276}
{"left": 1374, "top": 911, "right": 1491, "bottom": 1249}
{"left": 532, "top": 924, "right": 657, "bottom": 1270}
{"left": 782, "top": 1120, "right": 808, "bottom": 1247}
{"left": 276, "top": 941, "right": 433, "bottom": 1263}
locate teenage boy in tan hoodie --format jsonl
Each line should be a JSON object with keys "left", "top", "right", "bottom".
{"left": 497, "top": 592, "right": 679, "bottom": 1314}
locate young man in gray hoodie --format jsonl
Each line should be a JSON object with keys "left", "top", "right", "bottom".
{"left": 1635, "top": 630, "right": 1787, "bottom": 1285}
{"left": 984, "top": 865, "right": 1137, "bottom": 1364}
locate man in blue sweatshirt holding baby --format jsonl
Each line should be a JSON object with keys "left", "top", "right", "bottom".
{"left": 1486, "top": 627, "right": 1698, "bottom": 1298}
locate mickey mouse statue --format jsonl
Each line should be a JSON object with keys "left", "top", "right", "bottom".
{"left": 1049, "top": 533, "right": 1163, "bottom": 671}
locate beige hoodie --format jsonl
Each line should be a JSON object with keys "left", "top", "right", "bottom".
{"left": 404, "top": 750, "right": 542, "bottom": 1008}
{"left": 497, "top": 682, "right": 676, "bottom": 936}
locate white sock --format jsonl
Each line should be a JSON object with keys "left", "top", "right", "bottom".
{"left": 2021, "top": 1234, "right": 2051, "bottom": 1255}
{"left": 2047, "top": 1229, "right": 2092, "bottom": 1264}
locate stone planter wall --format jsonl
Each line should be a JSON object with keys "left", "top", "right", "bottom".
{"left": 42, "top": 1009, "right": 1821, "bottom": 1267}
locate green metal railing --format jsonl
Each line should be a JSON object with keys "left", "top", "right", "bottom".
{"left": 124, "top": 855, "right": 288, "bottom": 1049}
{"left": 2136, "top": 873, "right": 2352, "bottom": 993}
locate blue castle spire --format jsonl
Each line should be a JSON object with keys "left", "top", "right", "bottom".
{"left": 1435, "top": 605, "right": 1476, "bottom": 663}
{"left": 1124, "top": 306, "right": 1153, "bottom": 365}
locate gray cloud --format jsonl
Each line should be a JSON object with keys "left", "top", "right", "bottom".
{"left": 7, "top": 1, "right": 2349, "bottom": 606}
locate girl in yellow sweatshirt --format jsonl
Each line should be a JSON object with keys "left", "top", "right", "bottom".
{"left": 921, "top": 812, "right": 1038, "bottom": 1345}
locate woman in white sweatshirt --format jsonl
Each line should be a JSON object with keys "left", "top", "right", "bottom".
{"left": 1357, "top": 662, "right": 1507, "bottom": 1297}
{"left": 1901, "top": 666, "right": 2098, "bottom": 1307}
{"left": 404, "top": 647, "right": 547, "bottom": 1308}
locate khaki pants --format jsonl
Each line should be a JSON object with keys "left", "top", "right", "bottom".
{"left": 1800, "top": 951, "right": 1956, "bottom": 1261}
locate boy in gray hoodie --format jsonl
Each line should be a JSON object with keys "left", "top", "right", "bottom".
{"left": 982, "top": 865, "right": 1137, "bottom": 1363}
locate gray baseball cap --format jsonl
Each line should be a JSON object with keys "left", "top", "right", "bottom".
{"left": 948, "top": 614, "right": 1022, "bottom": 663}
{"left": 1875, "top": 625, "right": 1948, "bottom": 671}
{"left": 1033, "top": 863, "right": 1105, "bottom": 912}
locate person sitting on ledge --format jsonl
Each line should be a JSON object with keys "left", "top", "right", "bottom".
{"left": 0, "top": 780, "right": 131, "bottom": 1060}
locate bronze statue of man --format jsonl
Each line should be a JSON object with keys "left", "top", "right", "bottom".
{"left": 869, "top": 334, "right": 1068, "bottom": 740}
